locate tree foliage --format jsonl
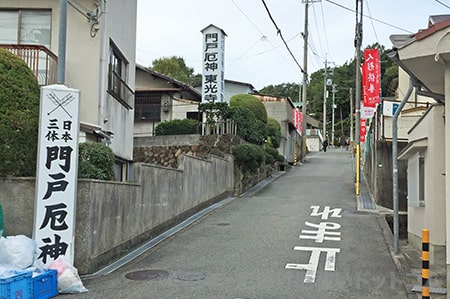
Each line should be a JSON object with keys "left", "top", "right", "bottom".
{"left": 229, "top": 94, "right": 268, "bottom": 145}
{"left": 0, "top": 49, "right": 40, "bottom": 177}
{"left": 230, "top": 94, "right": 267, "bottom": 124}
{"left": 78, "top": 142, "right": 115, "bottom": 180}
{"left": 259, "top": 83, "right": 300, "bottom": 102}
{"left": 151, "top": 56, "right": 199, "bottom": 85}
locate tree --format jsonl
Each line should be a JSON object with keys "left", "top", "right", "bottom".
{"left": 0, "top": 49, "right": 40, "bottom": 176}
{"left": 151, "top": 56, "right": 195, "bottom": 84}
{"left": 259, "top": 83, "right": 300, "bottom": 101}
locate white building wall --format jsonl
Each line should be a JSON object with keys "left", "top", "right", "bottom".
{"left": 98, "top": 0, "right": 137, "bottom": 160}
{"left": 407, "top": 105, "right": 445, "bottom": 264}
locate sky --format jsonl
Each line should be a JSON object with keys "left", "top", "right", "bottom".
{"left": 136, "top": 0, "right": 449, "bottom": 90}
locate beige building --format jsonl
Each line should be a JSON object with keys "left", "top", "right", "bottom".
{"left": 134, "top": 65, "right": 201, "bottom": 136}
{"left": 0, "top": 0, "right": 137, "bottom": 180}
{"left": 390, "top": 15, "right": 450, "bottom": 284}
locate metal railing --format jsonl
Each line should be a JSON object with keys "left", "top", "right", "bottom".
{"left": 107, "top": 67, "right": 134, "bottom": 109}
{"left": 0, "top": 44, "right": 57, "bottom": 86}
{"left": 199, "top": 120, "right": 238, "bottom": 136}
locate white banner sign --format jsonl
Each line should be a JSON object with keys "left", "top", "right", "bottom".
{"left": 201, "top": 24, "right": 226, "bottom": 103}
{"left": 34, "top": 84, "right": 80, "bottom": 266}
{"left": 361, "top": 102, "right": 377, "bottom": 119}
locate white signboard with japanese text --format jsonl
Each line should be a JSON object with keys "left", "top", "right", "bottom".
{"left": 33, "top": 84, "right": 80, "bottom": 266}
{"left": 201, "top": 24, "right": 226, "bottom": 103}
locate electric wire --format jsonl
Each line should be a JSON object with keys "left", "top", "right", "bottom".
{"left": 311, "top": 4, "right": 325, "bottom": 60}
{"left": 260, "top": 0, "right": 304, "bottom": 73}
{"left": 364, "top": 0, "right": 380, "bottom": 44}
{"left": 325, "top": 0, "right": 413, "bottom": 34}
{"left": 434, "top": 0, "right": 450, "bottom": 9}
{"left": 319, "top": 1, "right": 332, "bottom": 61}
{"left": 231, "top": 0, "right": 302, "bottom": 75}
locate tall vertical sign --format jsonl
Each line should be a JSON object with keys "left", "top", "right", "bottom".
{"left": 362, "top": 49, "right": 380, "bottom": 108}
{"left": 34, "top": 84, "right": 80, "bottom": 266}
{"left": 201, "top": 24, "right": 226, "bottom": 103}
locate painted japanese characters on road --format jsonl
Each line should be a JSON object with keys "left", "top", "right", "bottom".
{"left": 286, "top": 205, "right": 342, "bottom": 283}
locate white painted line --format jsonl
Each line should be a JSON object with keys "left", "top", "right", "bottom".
{"left": 286, "top": 246, "right": 340, "bottom": 283}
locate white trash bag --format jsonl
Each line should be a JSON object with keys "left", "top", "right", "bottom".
{"left": 48, "top": 256, "right": 88, "bottom": 293}
{"left": 0, "top": 235, "right": 36, "bottom": 269}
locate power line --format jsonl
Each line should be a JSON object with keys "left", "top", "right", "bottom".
{"left": 260, "top": 0, "right": 304, "bottom": 73}
{"left": 434, "top": 0, "right": 450, "bottom": 9}
{"left": 364, "top": 0, "right": 380, "bottom": 44}
{"left": 324, "top": 0, "right": 413, "bottom": 33}
{"left": 319, "top": 1, "right": 331, "bottom": 61}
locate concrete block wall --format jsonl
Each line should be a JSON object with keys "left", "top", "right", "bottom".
{"left": 0, "top": 154, "right": 234, "bottom": 274}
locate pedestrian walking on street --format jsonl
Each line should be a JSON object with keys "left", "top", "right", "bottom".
{"left": 323, "top": 138, "right": 329, "bottom": 152}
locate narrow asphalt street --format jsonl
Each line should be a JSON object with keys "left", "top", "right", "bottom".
{"left": 62, "top": 148, "right": 409, "bottom": 299}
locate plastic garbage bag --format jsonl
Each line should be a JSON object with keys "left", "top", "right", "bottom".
{"left": 48, "top": 256, "right": 88, "bottom": 293}
{"left": 0, "top": 235, "right": 36, "bottom": 269}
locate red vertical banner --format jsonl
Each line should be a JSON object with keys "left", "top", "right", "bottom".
{"left": 297, "top": 110, "right": 303, "bottom": 135}
{"left": 360, "top": 119, "right": 367, "bottom": 142}
{"left": 292, "top": 108, "right": 303, "bottom": 135}
{"left": 362, "top": 49, "right": 380, "bottom": 108}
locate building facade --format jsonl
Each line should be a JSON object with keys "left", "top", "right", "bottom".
{"left": 0, "top": 0, "right": 137, "bottom": 180}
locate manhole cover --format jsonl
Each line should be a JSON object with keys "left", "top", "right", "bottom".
{"left": 125, "top": 270, "right": 169, "bottom": 281}
{"left": 177, "top": 272, "right": 206, "bottom": 281}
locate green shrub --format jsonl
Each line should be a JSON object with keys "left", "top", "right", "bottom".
{"left": 230, "top": 106, "right": 267, "bottom": 145}
{"left": 0, "top": 49, "right": 40, "bottom": 177}
{"left": 155, "top": 118, "right": 198, "bottom": 135}
{"left": 230, "top": 94, "right": 267, "bottom": 124}
{"left": 264, "top": 146, "right": 285, "bottom": 164}
{"left": 267, "top": 117, "right": 281, "bottom": 148}
{"left": 233, "top": 143, "right": 264, "bottom": 172}
{"left": 78, "top": 142, "right": 115, "bottom": 180}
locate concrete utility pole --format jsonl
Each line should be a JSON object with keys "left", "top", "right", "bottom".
{"left": 354, "top": 0, "right": 363, "bottom": 195}
{"left": 301, "top": 0, "right": 309, "bottom": 162}
{"left": 57, "top": 0, "right": 68, "bottom": 84}
{"left": 331, "top": 84, "right": 337, "bottom": 146}
{"left": 301, "top": 0, "right": 320, "bottom": 161}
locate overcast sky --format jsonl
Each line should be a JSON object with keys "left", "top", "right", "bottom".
{"left": 136, "top": 0, "right": 449, "bottom": 90}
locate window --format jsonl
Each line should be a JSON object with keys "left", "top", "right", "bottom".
{"left": 0, "top": 10, "right": 51, "bottom": 48}
{"left": 134, "top": 93, "right": 161, "bottom": 122}
{"left": 407, "top": 152, "right": 425, "bottom": 207}
{"left": 108, "top": 41, "right": 134, "bottom": 109}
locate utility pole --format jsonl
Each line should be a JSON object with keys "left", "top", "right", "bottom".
{"left": 354, "top": 0, "right": 363, "bottom": 195}
{"left": 301, "top": 0, "right": 320, "bottom": 161}
{"left": 331, "top": 84, "right": 337, "bottom": 146}
{"left": 301, "top": 0, "right": 309, "bottom": 162}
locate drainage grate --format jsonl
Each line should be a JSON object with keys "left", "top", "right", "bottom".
{"left": 216, "top": 223, "right": 230, "bottom": 226}
{"left": 177, "top": 272, "right": 206, "bottom": 281}
{"left": 343, "top": 210, "right": 371, "bottom": 215}
{"left": 125, "top": 270, "right": 169, "bottom": 281}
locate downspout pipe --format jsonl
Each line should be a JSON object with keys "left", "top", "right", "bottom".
{"left": 57, "top": 0, "right": 67, "bottom": 84}
{"left": 392, "top": 78, "right": 414, "bottom": 254}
